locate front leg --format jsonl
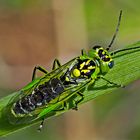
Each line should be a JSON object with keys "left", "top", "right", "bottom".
{"left": 99, "top": 76, "right": 124, "bottom": 88}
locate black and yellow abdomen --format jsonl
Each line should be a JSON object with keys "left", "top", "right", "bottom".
{"left": 13, "top": 78, "right": 64, "bottom": 115}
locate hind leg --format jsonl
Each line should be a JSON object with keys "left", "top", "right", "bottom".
{"left": 52, "top": 59, "right": 61, "bottom": 70}
{"left": 32, "top": 66, "right": 48, "bottom": 81}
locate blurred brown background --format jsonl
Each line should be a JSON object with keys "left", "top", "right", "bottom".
{"left": 0, "top": 0, "right": 140, "bottom": 140}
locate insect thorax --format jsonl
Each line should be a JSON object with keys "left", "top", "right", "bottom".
{"left": 60, "top": 58, "right": 100, "bottom": 85}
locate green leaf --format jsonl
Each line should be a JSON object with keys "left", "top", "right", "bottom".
{"left": 83, "top": 41, "right": 140, "bottom": 103}
{"left": 0, "top": 41, "right": 140, "bottom": 136}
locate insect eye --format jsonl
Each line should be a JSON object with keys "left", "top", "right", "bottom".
{"left": 92, "top": 45, "right": 101, "bottom": 50}
{"left": 108, "top": 61, "right": 114, "bottom": 69}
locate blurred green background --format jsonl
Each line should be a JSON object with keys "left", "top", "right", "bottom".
{"left": 0, "top": 0, "right": 140, "bottom": 140}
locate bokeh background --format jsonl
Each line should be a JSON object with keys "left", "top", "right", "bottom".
{"left": 0, "top": 0, "right": 140, "bottom": 140}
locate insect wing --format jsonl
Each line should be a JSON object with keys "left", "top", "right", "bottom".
{"left": 5, "top": 58, "right": 79, "bottom": 124}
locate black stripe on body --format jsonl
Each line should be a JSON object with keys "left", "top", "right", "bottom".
{"left": 98, "top": 49, "right": 110, "bottom": 62}
{"left": 75, "top": 59, "right": 96, "bottom": 78}
{"left": 60, "top": 58, "right": 96, "bottom": 85}
{"left": 13, "top": 78, "right": 65, "bottom": 115}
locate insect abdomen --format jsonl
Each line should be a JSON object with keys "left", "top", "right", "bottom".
{"left": 13, "top": 78, "right": 64, "bottom": 115}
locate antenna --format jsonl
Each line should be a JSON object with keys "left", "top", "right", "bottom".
{"left": 106, "top": 10, "right": 122, "bottom": 51}
{"left": 110, "top": 46, "right": 140, "bottom": 56}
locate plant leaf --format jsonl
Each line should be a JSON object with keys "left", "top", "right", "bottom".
{"left": 0, "top": 41, "right": 140, "bottom": 136}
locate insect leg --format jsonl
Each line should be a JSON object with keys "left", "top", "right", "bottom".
{"left": 81, "top": 49, "right": 87, "bottom": 55}
{"left": 38, "top": 118, "right": 45, "bottom": 132}
{"left": 100, "top": 76, "right": 124, "bottom": 87}
{"left": 53, "top": 101, "right": 68, "bottom": 112}
{"left": 72, "top": 92, "right": 84, "bottom": 111}
{"left": 52, "top": 59, "right": 61, "bottom": 70}
{"left": 51, "top": 92, "right": 84, "bottom": 112}
{"left": 32, "top": 66, "right": 48, "bottom": 81}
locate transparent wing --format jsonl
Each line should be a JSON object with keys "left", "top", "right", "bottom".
{"left": 6, "top": 58, "right": 79, "bottom": 124}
